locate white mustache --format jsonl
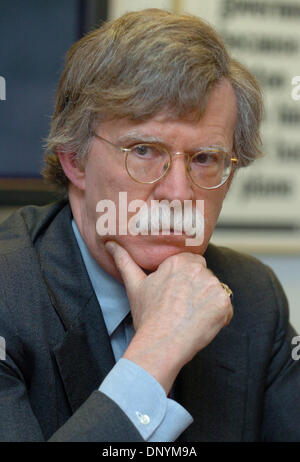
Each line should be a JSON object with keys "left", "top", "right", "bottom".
{"left": 129, "top": 201, "right": 204, "bottom": 237}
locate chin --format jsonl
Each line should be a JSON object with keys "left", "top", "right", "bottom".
{"left": 135, "top": 250, "right": 178, "bottom": 271}
{"left": 123, "top": 236, "right": 206, "bottom": 272}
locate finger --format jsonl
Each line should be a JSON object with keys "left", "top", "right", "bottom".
{"left": 105, "top": 241, "right": 146, "bottom": 292}
{"left": 160, "top": 252, "right": 207, "bottom": 271}
{"left": 224, "top": 303, "right": 234, "bottom": 326}
{"left": 179, "top": 252, "right": 207, "bottom": 267}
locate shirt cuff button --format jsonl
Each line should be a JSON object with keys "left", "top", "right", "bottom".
{"left": 136, "top": 411, "right": 150, "bottom": 425}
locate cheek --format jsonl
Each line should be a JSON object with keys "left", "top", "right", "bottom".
{"left": 85, "top": 166, "right": 154, "bottom": 227}
{"left": 201, "top": 189, "right": 227, "bottom": 231}
{"left": 84, "top": 155, "right": 122, "bottom": 201}
{"left": 83, "top": 165, "right": 122, "bottom": 226}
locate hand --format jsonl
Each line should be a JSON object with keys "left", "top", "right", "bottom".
{"left": 105, "top": 241, "right": 233, "bottom": 394}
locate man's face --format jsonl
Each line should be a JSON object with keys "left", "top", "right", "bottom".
{"left": 74, "top": 79, "right": 237, "bottom": 273}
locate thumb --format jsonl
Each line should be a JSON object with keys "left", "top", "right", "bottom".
{"left": 105, "top": 241, "right": 146, "bottom": 293}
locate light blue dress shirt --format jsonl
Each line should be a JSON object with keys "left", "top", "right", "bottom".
{"left": 72, "top": 220, "right": 193, "bottom": 441}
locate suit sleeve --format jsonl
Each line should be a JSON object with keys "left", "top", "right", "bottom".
{"left": 0, "top": 306, "right": 44, "bottom": 442}
{"left": 261, "top": 267, "right": 300, "bottom": 442}
{"left": 0, "top": 302, "right": 143, "bottom": 442}
{"left": 48, "top": 391, "right": 144, "bottom": 442}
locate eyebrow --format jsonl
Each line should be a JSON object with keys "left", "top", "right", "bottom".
{"left": 117, "top": 131, "right": 228, "bottom": 152}
{"left": 117, "top": 131, "right": 164, "bottom": 146}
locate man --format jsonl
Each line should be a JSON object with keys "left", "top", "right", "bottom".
{"left": 0, "top": 9, "right": 299, "bottom": 442}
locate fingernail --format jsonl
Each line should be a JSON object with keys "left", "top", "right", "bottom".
{"left": 105, "top": 241, "right": 115, "bottom": 254}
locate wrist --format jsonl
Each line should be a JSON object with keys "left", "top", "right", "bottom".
{"left": 123, "top": 332, "right": 183, "bottom": 395}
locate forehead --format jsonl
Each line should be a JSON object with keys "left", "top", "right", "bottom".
{"left": 96, "top": 80, "right": 237, "bottom": 147}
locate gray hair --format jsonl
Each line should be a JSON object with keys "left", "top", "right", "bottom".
{"left": 43, "top": 8, "right": 263, "bottom": 192}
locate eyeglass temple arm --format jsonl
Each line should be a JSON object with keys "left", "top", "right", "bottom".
{"left": 93, "top": 133, "right": 131, "bottom": 152}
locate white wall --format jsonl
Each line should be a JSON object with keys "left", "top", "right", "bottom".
{"left": 249, "top": 254, "right": 300, "bottom": 333}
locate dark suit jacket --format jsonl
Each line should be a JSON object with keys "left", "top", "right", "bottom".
{"left": 0, "top": 200, "right": 299, "bottom": 442}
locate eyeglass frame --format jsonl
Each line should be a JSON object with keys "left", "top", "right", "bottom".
{"left": 93, "top": 132, "right": 238, "bottom": 190}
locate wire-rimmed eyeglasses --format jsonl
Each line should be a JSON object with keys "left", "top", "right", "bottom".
{"left": 93, "top": 133, "right": 238, "bottom": 190}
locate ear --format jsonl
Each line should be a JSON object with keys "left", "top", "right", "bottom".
{"left": 57, "top": 151, "right": 86, "bottom": 191}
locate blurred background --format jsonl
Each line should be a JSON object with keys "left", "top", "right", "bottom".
{"left": 0, "top": 0, "right": 299, "bottom": 330}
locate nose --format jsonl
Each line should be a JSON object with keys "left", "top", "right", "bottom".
{"left": 152, "top": 153, "right": 195, "bottom": 202}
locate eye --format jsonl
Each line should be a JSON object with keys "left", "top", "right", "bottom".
{"left": 192, "top": 152, "right": 219, "bottom": 165}
{"left": 131, "top": 144, "right": 162, "bottom": 159}
{"left": 134, "top": 145, "right": 151, "bottom": 157}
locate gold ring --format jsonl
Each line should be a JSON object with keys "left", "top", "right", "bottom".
{"left": 221, "top": 283, "right": 233, "bottom": 298}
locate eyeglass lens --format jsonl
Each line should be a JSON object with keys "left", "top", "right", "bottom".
{"left": 125, "top": 144, "right": 232, "bottom": 188}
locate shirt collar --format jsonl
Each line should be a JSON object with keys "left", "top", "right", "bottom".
{"left": 71, "top": 219, "right": 130, "bottom": 336}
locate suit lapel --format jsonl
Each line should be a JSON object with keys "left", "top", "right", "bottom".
{"left": 52, "top": 294, "right": 116, "bottom": 413}
{"left": 37, "top": 203, "right": 115, "bottom": 413}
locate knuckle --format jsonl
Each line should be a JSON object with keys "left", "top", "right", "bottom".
{"left": 169, "top": 252, "right": 206, "bottom": 264}
{"left": 224, "top": 305, "right": 234, "bottom": 326}
{"left": 222, "top": 296, "right": 232, "bottom": 314}
{"left": 197, "top": 255, "right": 207, "bottom": 267}
{"left": 165, "top": 253, "right": 188, "bottom": 270}
{"left": 171, "top": 254, "right": 185, "bottom": 265}
{"left": 221, "top": 302, "right": 233, "bottom": 325}
{"left": 208, "top": 275, "right": 221, "bottom": 289}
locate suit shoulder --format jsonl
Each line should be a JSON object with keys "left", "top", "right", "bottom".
{"left": 205, "top": 243, "right": 289, "bottom": 325}
{"left": 205, "top": 243, "right": 271, "bottom": 278}
{"left": 0, "top": 200, "right": 68, "bottom": 256}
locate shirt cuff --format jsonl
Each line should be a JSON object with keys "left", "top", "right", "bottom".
{"left": 148, "top": 397, "right": 194, "bottom": 442}
{"left": 99, "top": 357, "right": 193, "bottom": 441}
